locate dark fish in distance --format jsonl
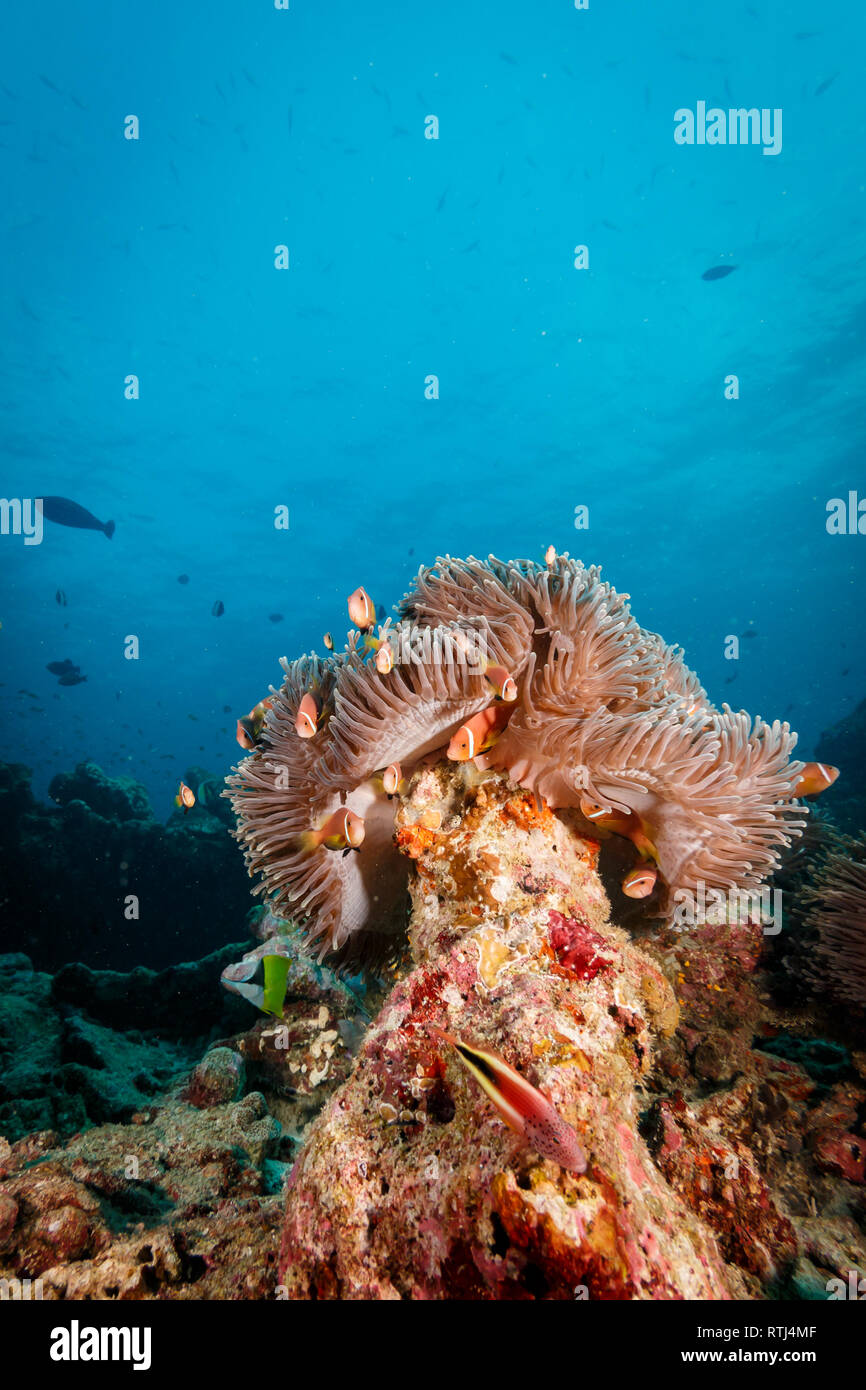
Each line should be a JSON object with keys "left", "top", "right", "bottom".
{"left": 212, "top": 600, "right": 225, "bottom": 617}
{"left": 55, "top": 588, "right": 67, "bottom": 606}
{"left": 702, "top": 265, "right": 737, "bottom": 281}
{"left": 815, "top": 74, "right": 838, "bottom": 96}
{"left": 47, "top": 659, "right": 79, "bottom": 676}
{"left": 40, "top": 496, "right": 115, "bottom": 538}
{"left": 740, "top": 629, "right": 758, "bottom": 639}
{"left": 58, "top": 671, "right": 87, "bottom": 686}
{"left": 269, "top": 613, "right": 284, "bottom": 623}
{"left": 177, "top": 574, "right": 190, "bottom": 584}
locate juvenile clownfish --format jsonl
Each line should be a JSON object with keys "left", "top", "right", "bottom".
{"left": 361, "top": 631, "right": 395, "bottom": 674}
{"left": 430, "top": 1026, "right": 587, "bottom": 1173}
{"left": 295, "top": 807, "right": 366, "bottom": 855}
{"left": 484, "top": 663, "right": 518, "bottom": 702}
{"left": 370, "top": 762, "right": 407, "bottom": 798}
{"left": 296, "top": 690, "right": 324, "bottom": 739}
{"left": 544, "top": 544, "right": 557, "bottom": 566}
{"left": 175, "top": 781, "right": 196, "bottom": 813}
{"left": 236, "top": 696, "right": 274, "bottom": 750}
{"left": 621, "top": 864, "right": 658, "bottom": 899}
{"left": 323, "top": 632, "right": 334, "bottom": 651}
{"left": 578, "top": 794, "right": 659, "bottom": 864}
{"left": 793, "top": 762, "right": 839, "bottom": 799}
{"left": 447, "top": 703, "right": 513, "bottom": 762}
{"left": 375, "top": 644, "right": 394, "bottom": 675}
{"left": 382, "top": 762, "right": 404, "bottom": 796}
{"left": 348, "top": 586, "right": 376, "bottom": 630}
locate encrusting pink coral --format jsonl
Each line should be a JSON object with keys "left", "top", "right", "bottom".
{"left": 225, "top": 552, "right": 812, "bottom": 966}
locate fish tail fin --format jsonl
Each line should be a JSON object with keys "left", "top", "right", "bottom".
{"left": 292, "top": 830, "right": 319, "bottom": 854}
{"left": 104, "top": 520, "right": 115, "bottom": 539}
{"left": 632, "top": 829, "right": 659, "bottom": 864}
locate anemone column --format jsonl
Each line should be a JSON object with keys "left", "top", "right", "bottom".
{"left": 278, "top": 766, "right": 735, "bottom": 1300}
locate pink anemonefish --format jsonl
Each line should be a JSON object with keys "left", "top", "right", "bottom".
{"left": 621, "top": 864, "right": 658, "bottom": 899}
{"left": 348, "top": 587, "right": 376, "bottom": 631}
{"left": 793, "top": 762, "right": 839, "bottom": 799}
{"left": 578, "top": 794, "right": 659, "bottom": 864}
{"left": 484, "top": 663, "right": 518, "bottom": 702}
{"left": 295, "top": 690, "right": 324, "bottom": 739}
{"left": 236, "top": 696, "right": 274, "bottom": 750}
{"left": 295, "top": 808, "right": 366, "bottom": 856}
{"left": 447, "top": 704, "right": 513, "bottom": 762}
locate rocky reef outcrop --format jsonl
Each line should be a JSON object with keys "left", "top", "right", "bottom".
{"left": 276, "top": 765, "right": 866, "bottom": 1300}
{"left": 2, "top": 763, "right": 864, "bottom": 1300}
{"left": 279, "top": 767, "right": 734, "bottom": 1298}
{"left": 0, "top": 760, "right": 251, "bottom": 972}
{"left": 0, "top": 924, "right": 369, "bottom": 1298}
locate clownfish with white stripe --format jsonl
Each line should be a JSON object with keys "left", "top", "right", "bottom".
{"left": 236, "top": 696, "right": 275, "bottom": 750}
{"left": 295, "top": 690, "right": 325, "bottom": 739}
{"left": 578, "top": 794, "right": 659, "bottom": 864}
{"left": 348, "top": 586, "right": 376, "bottom": 631}
{"left": 362, "top": 631, "right": 395, "bottom": 674}
{"left": 294, "top": 808, "right": 366, "bottom": 855}
{"left": 446, "top": 703, "right": 513, "bottom": 762}
{"left": 792, "top": 762, "right": 839, "bottom": 799}
{"left": 484, "top": 662, "right": 518, "bottom": 703}
{"left": 621, "top": 864, "right": 658, "bottom": 899}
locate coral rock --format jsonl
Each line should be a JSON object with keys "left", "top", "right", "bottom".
{"left": 278, "top": 768, "right": 733, "bottom": 1299}
{"left": 184, "top": 1048, "right": 246, "bottom": 1109}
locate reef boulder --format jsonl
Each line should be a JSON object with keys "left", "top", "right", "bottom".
{"left": 278, "top": 766, "right": 735, "bottom": 1299}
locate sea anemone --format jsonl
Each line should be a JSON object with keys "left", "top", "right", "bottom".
{"left": 798, "top": 836, "right": 866, "bottom": 1010}
{"left": 225, "top": 552, "right": 808, "bottom": 965}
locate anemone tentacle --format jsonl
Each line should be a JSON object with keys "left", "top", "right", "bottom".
{"left": 225, "top": 554, "right": 809, "bottom": 963}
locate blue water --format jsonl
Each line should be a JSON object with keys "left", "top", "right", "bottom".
{"left": 2, "top": 1, "right": 864, "bottom": 816}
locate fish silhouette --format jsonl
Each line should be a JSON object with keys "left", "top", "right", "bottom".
{"left": 40, "top": 496, "right": 115, "bottom": 538}
{"left": 701, "top": 265, "right": 738, "bottom": 281}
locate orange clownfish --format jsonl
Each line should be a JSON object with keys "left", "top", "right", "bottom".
{"left": 793, "top": 762, "right": 839, "bottom": 799}
{"left": 381, "top": 762, "right": 404, "bottom": 796}
{"left": 370, "top": 762, "right": 406, "bottom": 798}
{"left": 544, "top": 544, "right": 557, "bottom": 567}
{"left": 323, "top": 632, "right": 334, "bottom": 651}
{"left": 348, "top": 586, "right": 376, "bottom": 631}
{"left": 447, "top": 704, "right": 512, "bottom": 762}
{"left": 175, "top": 781, "right": 196, "bottom": 813}
{"left": 296, "top": 807, "right": 366, "bottom": 855}
{"left": 484, "top": 663, "right": 518, "bottom": 703}
{"left": 236, "top": 696, "right": 274, "bottom": 751}
{"left": 375, "top": 642, "right": 394, "bottom": 675}
{"left": 578, "top": 794, "right": 659, "bottom": 864}
{"left": 621, "top": 864, "right": 658, "bottom": 899}
{"left": 296, "top": 690, "right": 324, "bottom": 739}
{"left": 430, "top": 1026, "right": 587, "bottom": 1173}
